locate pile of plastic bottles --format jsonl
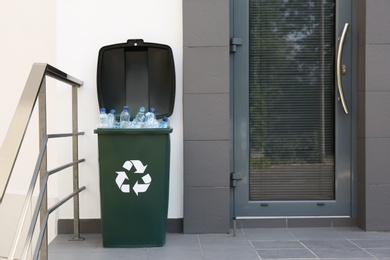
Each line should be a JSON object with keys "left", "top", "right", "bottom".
{"left": 98, "top": 106, "right": 170, "bottom": 129}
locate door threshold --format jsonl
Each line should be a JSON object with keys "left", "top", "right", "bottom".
{"left": 234, "top": 216, "right": 350, "bottom": 219}
{"left": 231, "top": 216, "right": 356, "bottom": 236}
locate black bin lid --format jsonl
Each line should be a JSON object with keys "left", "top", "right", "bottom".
{"left": 97, "top": 39, "right": 175, "bottom": 119}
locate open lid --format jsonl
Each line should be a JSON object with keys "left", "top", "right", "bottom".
{"left": 97, "top": 39, "right": 175, "bottom": 119}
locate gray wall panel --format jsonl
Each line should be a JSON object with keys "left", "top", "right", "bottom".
{"left": 183, "top": 0, "right": 229, "bottom": 47}
{"left": 183, "top": 93, "right": 229, "bottom": 141}
{"left": 183, "top": 187, "right": 230, "bottom": 233}
{"left": 366, "top": 45, "right": 390, "bottom": 91}
{"left": 183, "top": 47, "right": 229, "bottom": 94}
{"left": 365, "top": 138, "right": 390, "bottom": 185}
{"left": 358, "top": 0, "right": 390, "bottom": 231}
{"left": 184, "top": 140, "right": 230, "bottom": 187}
{"left": 366, "top": 185, "right": 390, "bottom": 231}
{"left": 183, "top": 0, "right": 230, "bottom": 233}
{"left": 366, "top": 0, "right": 390, "bottom": 44}
{"left": 365, "top": 92, "right": 390, "bottom": 138}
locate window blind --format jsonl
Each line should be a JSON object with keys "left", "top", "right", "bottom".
{"left": 248, "top": 0, "right": 336, "bottom": 201}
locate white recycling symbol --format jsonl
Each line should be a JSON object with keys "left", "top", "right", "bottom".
{"left": 115, "top": 160, "right": 151, "bottom": 196}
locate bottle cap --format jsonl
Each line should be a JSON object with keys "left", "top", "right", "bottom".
{"left": 110, "top": 109, "right": 115, "bottom": 114}
{"left": 100, "top": 108, "right": 106, "bottom": 113}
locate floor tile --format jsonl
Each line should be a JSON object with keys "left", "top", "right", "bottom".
{"left": 289, "top": 227, "right": 345, "bottom": 240}
{"left": 251, "top": 241, "right": 305, "bottom": 249}
{"left": 148, "top": 255, "right": 202, "bottom": 260}
{"left": 243, "top": 228, "right": 297, "bottom": 241}
{"left": 366, "top": 248, "right": 390, "bottom": 259}
{"left": 49, "top": 233, "right": 102, "bottom": 244}
{"left": 48, "top": 237, "right": 100, "bottom": 252}
{"left": 91, "top": 251, "right": 148, "bottom": 260}
{"left": 93, "top": 247, "right": 148, "bottom": 255}
{"left": 335, "top": 227, "right": 390, "bottom": 240}
{"left": 163, "top": 233, "right": 200, "bottom": 248}
{"left": 304, "top": 240, "right": 377, "bottom": 259}
{"left": 351, "top": 239, "right": 390, "bottom": 249}
{"left": 256, "top": 248, "right": 317, "bottom": 259}
{"left": 48, "top": 252, "right": 92, "bottom": 260}
{"left": 49, "top": 234, "right": 101, "bottom": 246}
{"left": 46, "top": 228, "right": 390, "bottom": 259}
{"left": 199, "top": 233, "right": 252, "bottom": 248}
{"left": 148, "top": 247, "right": 202, "bottom": 260}
{"left": 302, "top": 240, "right": 361, "bottom": 250}
{"left": 202, "top": 247, "right": 261, "bottom": 260}
{"left": 309, "top": 248, "right": 375, "bottom": 259}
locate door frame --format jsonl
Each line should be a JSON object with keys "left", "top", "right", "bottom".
{"left": 230, "top": 0, "right": 357, "bottom": 219}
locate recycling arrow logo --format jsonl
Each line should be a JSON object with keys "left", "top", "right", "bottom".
{"left": 115, "top": 160, "right": 151, "bottom": 196}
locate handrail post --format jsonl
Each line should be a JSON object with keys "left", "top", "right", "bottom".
{"left": 38, "top": 78, "right": 48, "bottom": 260}
{"left": 71, "top": 85, "right": 84, "bottom": 241}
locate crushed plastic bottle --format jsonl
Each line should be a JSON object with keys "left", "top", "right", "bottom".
{"left": 131, "top": 106, "right": 146, "bottom": 128}
{"left": 107, "top": 109, "right": 116, "bottom": 128}
{"left": 144, "top": 107, "right": 159, "bottom": 128}
{"left": 98, "top": 108, "right": 108, "bottom": 128}
{"left": 119, "top": 106, "right": 131, "bottom": 128}
{"left": 158, "top": 116, "right": 170, "bottom": 128}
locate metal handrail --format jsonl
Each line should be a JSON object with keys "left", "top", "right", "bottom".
{"left": 0, "top": 63, "right": 85, "bottom": 260}
{"left": 32, "top": 186, "right": 86, "bottom": 260}
{"left": 21, "top": 157, "right": 85, "bottom": 260}
{"left": 0, "top": 63, "right": 83, "bottom": 201}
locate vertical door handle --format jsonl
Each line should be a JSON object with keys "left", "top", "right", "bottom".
{"left": 336, "top": 23, "right": 349, "bottom": 114}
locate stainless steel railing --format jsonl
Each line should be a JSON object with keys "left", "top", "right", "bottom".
{"left": 0, "top": 63, "right": 85, "bottom": 260}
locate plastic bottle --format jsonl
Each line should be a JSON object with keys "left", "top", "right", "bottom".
{"left": 131, "top": 106, "right": 146, "bottom": 128}
{"left": 144, "top": 107, "right": 159, "bottom": 128}
{"left": 107, "top": 109, "right": 116, "bottom": 128}
{"left": 119, "top": 106, "right": 131, "bottom": 128}
{"left": 158, "top": 116, "right": 170, "bottom": 128}
{"left": 98, "top": 108, "right": 108, "bottom": 128}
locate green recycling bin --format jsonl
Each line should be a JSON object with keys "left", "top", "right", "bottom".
{"left": 94, "top": 128, "right": 172, "bottom": 247}
{"left": 95, "top": 39, "right": 176, "bottom": 248}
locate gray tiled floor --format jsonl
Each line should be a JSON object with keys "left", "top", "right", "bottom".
{"left": 49, "top": 227, "right": 390, "bottom": 259}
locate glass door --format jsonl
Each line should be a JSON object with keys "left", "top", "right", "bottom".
{"left": 232, "top": 0, "right": 352, "bottom": 216}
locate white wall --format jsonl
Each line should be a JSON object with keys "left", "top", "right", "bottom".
{"left": 55, "top": 0, "right": 183, "bottom": 219}
{"left": 0, "top": 1, "right": 57, "bottom": 192}
{"left": 0, "top": 1, "right": 183, "bottom": 254}
{"left": 0, "top": 1, "right": 58, "bottom": 257}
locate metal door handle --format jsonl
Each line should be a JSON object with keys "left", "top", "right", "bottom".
{"left": 336, "top": 23, "right": 349, "bottom": 114}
